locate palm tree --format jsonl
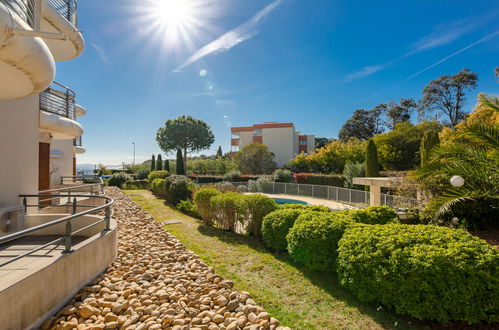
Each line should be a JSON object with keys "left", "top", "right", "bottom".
{"left": 413, "top": 94, "right": 499, "bottom": 219}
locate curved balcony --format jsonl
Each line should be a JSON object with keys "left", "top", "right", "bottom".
{"left": 39, "top": 82, "right": 83, "bottom": 139}
{"left": 0, "top": 1, "right": 55, "bottom": 100}
{"left": 73, "top": 136, "right": 85, "bottom": 154}
{"left": 41, "top": 0, "right": 84, "bottom": 61}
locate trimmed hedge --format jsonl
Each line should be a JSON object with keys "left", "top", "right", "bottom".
{"left": 150, "top": 178, "right": 166, "bottom": 196}
{"left": 187, "top": 174, "right": 224, "bottom": 184}
{"left": 245, "top": 194, "right": 278, "bottom": 238}
{"left": 123, "top": 179, "right": 150, "bottom": 190}
{"left": 337, "top": 224, "right": 499, "bottom": 323}
{"left": 293, "top": 173, "right": 345, "bottom": 187}
{"left": 278, "top": 204, "right": 331, "bottom": 212}
{"left": 261, "top": 209, "right": 304, "bottom": 251}
{"left": 108, "top": 172, "right": 132, "bottom": 188}
{"left": 147, "top": 170, "right": 169, "bottom": 182}
{"left": 193, "top": 187, "right": 221, "bottom": 226}
{"left": 287, "top": 212, "right": 354, "bottom": 271}
{"left": 346, "top": 205, "right": 399, "bottom": 224}
{"left": 176, "top": 200, "right": 201, "bottom": 218}
{"left": 210, "top": 192, "right": 246, "bottom": 231}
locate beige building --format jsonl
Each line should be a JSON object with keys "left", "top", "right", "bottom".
{"left": 231, "top": 122, "right": 315, "bottom": 167}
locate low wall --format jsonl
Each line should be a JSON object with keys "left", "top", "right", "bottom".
{"left": 0, "top": 220, "right": 117, "bottom": 330}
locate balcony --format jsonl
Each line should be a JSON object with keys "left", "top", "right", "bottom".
{"left": 39, "top": 81, "right": 83, "bottom": 139}
{"left": 73, "top": 136, "right": 85, "bottom": 154}
{"left": 47, "top": 0, "right": 77, "bottom": 27}
{"left": 231, "top": 138, "right": 240, "bottom": 146}
{"left": 0, "top": 0, "right": 36, "bottom": 28}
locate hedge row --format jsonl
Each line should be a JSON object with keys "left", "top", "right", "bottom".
{"left": 293, "top": 173, "right": 345, "bottom": 187}
{"left": 259, "top": 205, "right": 499, "bottom": 323}
{"left": 149, "top": 175, "right": 194, "bottom": 205}
{"left": 193, "top": 188, "right": 277, "bottom": 236}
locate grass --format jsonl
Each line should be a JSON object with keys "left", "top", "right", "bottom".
{"left": 124, "top": 190, "right": 429, "bottom": 330}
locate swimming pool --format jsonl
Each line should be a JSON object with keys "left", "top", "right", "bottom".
{"left": 272, "top": 198, "right": 309, "bottom": 205}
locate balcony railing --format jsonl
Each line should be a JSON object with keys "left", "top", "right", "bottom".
{"left": 47, "top": 0, "right": 77, "bottom": 27}
{"left": 73, "top": 136, "right": 81, "bottom": 147}
{"left": 1, "top": 0, "right": 36, "bottom": 27}
{"left": 39, "top": 81, "right": 76, "bottom": 120}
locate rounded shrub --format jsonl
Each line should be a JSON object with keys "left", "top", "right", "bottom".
{"left": 278, "top": 204, "right": 331, "bottom": 212}
{"left": 274, "top": 169, "right": 293, "bottom": 183}
{"left": 245, "top": 194, "right": 278, "bottom": 238}
{"left": 345, "top": 205, "right": 399, "bottom": 224}
{"left": 164, "top": 175, "right": 193, "bottom": 205}
{"left": 261, "top": 209, "right": 303, "bottom": 251}
{"left": 150, "top": 178, "right": 166, "bottom": 196}
{"left": 147, "top": 170, "right": 169, "bottom": 182}
{"left": 287, "top": 212, "right": 354, "bottom": 271}
{"left": 194, "top": 187, "right": 221, "bottom": 226}
{"left": 223, "top": 170, "right": 241, "bottom": 182}
{"left": 123, "top": 179, "right": 150, "bottom": 190}
{"left": 237, "top": 185, "right": 248, "bottom": 193}
{"left": 337, "top": 224, "right": 499, "bottom": 323}
{"left": 215, "top": 181, "right": 237, "bottom": 192}
{"left": 107, "top": 172, "right": 132, "bottom": 188}
{"left": 135, "top": 168, "right": 150, "bottom": 180}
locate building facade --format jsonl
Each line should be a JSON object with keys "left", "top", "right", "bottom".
{"left": 231, "top": 122, "right": 315, "bottom": 167}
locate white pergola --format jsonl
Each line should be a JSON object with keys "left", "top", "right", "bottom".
{"left": 352, "top": 177, "right": 403, "bottom": 206}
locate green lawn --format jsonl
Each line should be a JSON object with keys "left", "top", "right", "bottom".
{"left": 125, "top": 190, "right": 428, "bottom": 330}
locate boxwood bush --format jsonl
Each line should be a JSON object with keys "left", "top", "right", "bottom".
{"left": 150, "top": 178, "right": 166, "bottom": 196}
{"left": 278, "top": 204, "right": 331, "bottom": 212}
{"left": 176, "top": 200, "right": 201, "bottom": 219}
{"left": 261, "top": 209, "right": 304, "bottom": 251}
{"left": 123, "top": 179, "right": 150, "bottom": 190}
{"left": 147, "top": 170, "right": 169, "bottom": 182}
{"left": 345, "top": 205, "right": 399, "bottom": 224}
{"left": 107, "top": 172, "right": 132, "bottom": 188}
{"left": 245, "top": 194, "right": 278, "bottom": 238}
{"left": 193, "top": 187, "right": 221, "bottom": 226}
{"left": 337, "top": 224, "right": 499, "bottom": 323}
{"left": 287, "top": 212, "right": 354, "bottom": 271}
{"left": 211, "top": 192, "right": 247, "bottom": 231}
{"left": 293, "top": 173, "right": 346, "bottom": 187}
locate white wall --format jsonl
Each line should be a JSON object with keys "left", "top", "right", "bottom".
{"left": 238, "top": 131, "right": 253, "bottom": 149}
{"left": 307, "top": 135, "right": 315, "bottom": 154}
{"left": 0, "top": 96, "right": 39, "bottom": 207}
{"left": 50, "top": 139, "right": 74, "bottom": 187}
{"left": 262, "top": 127, "right": 295, "bottom": 167}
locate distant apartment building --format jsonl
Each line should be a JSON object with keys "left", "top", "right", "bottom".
{"left": 231, "top": 122, "right": 315, "bottom": 167}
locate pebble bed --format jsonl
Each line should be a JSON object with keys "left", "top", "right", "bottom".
{"left": 42, "top": 187, "right": 288, "bottom": 330}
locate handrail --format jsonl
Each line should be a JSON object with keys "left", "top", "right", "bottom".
{"left": 47, "top": 0, "right": 77, "bottom": 27}
{"left": 39, "top": 81, "right": 76, "bottom": 120}
{"left": 0, "top": 0, "right": 36, "bottom": 28}
{"left": 0, "top": 194, "right": 113, "bottom": 267}
{"left": 73, "top": 136, "right": 82, "bottom": 147}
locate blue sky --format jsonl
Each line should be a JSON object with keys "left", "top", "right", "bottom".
{"left": 58, "top": 0, "right": 499, "bottom": 165}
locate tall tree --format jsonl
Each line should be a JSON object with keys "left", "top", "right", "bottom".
{"left": 315, "top": 137, "right": 330, "bottom": 150}
{"left": 420, "top": 131, "right": 440, "bottom": 167}
{"left": 151, "top": 154, "right": 156, "bottom": 171}
{"left": 216, "top": 146, "right": 223, "bottom": 158}
{"left": 379, "top": 98, "right": 416, "bottom": 130}
{"left": 164, "top": 159, "right": 170, "bottom": 172}
{"left": 176, "top": 148, "right": 185, "bottom": 175}
{"left": 419, "top": 69, "right": 478, "bottom": 128}
{"left": 156, "top": 116, "right": 215, "bottom": 168}
{"left": 156, "top": 154, "right": 163, "bottom": 170}
{"left": 365, "top": 140, "right": 379, "bottom": 177}
{"left": 339, "top": 108, "right": 383, "bottom": 142}
{"left": 234, "top": 143, "right": 276, "bottom": 174}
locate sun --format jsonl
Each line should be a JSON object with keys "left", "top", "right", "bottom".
{"left": 155, "top": 0, "right": 193, "bottom": 27}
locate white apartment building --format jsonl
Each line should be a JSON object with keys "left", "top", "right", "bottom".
{"left": 231, "top": 122, "right": 315, "bottom": 167}
{"left": 0, "top": 2, "right": 116, "bottom": 329}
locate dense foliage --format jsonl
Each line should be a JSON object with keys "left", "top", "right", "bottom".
{"left": 287, "top": 212, "right": 354, "bottom": 271}
{"left": 364, "top": 139, "right": 379, "bottom": 177}
{"left": 337, "top": 224, "right": 499, "bottom": 323}
{"left": 107, "top": 172, "right": 132, "bottom": 188}
{"left": 293, "top": 173, "right": 345, "bottom": 187}
{"left": 245, "top": 194, "right": 278, "bottom": 238}
{"left": 176, "top": 200, "right": 201, "bottom": 218}
{"left": 193, "top": 187, "right": 221, "bottom": 226}
{"left": 147, "top": 170, "right": 169, "bottom": 182}
{"left": 150, "top": 178, "right": 166, "bottom": 196}
{"left": 345, "top": 205, "right": 399, "bottom": 224}
{"left": 164, "top": 175, "right": 193, "bottom": 205}
{"left": 274, "top": 169, "right": 293, "bottom": 183}
{"left": 234, "top": 143, "right": 276, "bottom": 174}
{"left": 261, "top": 209, "right": 303, "bottom": 252}
{"left": 123, "top": 180, "right": 150, "bottom": 190}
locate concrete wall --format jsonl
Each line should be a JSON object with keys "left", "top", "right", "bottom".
{"left": 0, "top": 96, "right": 40, "bottom": 208}
{"left": 0, "top": 220, "right": 117, "bottom": 330}
{"left": 306, "top": 135, "right": 315, "bottom": 154}
{"left": 50, "top": 139, "right": 74, "bottom": 187}
{"left": 262, "top": 127, "right": 295, "bottom": 167}
{"left": 238, "top": 131, "right": 253, "bottom": 149}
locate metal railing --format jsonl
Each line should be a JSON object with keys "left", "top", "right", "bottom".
{"left": 60, "top": 175, "right": 102, "bottom": 186}
{"left": 0, "top": 194, "right": 113, "bottom": 267}
{"left": 39, "top": 81, "right": 76, "bottom": 120}
{"left": 47, "top": 0, "right": 77, "bottom": 27}
{"left": 73, "top": 136, "right": 82, "bottom": 147}
{"left": 225, "top": 181, "right": 419, "bottom": 209}
{"left": 1, "top": 0, "right": 36, "bottom": 27}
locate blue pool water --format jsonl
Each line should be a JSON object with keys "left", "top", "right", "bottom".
{"left": 272, "top": 198, "right": 309, "bottom": 205}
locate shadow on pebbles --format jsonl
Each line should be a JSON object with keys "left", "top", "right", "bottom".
{"left": 41, "top": 187, "right": 289, "bottom": 330}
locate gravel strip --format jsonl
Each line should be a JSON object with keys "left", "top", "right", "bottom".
{"left": 43, "top": 187, "right": 288, "bottom": 330}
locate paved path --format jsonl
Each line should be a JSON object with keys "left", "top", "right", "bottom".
{"left": 251, "top": 193, "right": 356, "bottom": 210}
{"left": 44, "top": 187, "right": 286, "bottom": 330}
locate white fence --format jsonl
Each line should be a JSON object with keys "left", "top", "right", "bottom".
{"left": 224, "top": 182, "right": 419, "bottom": 210}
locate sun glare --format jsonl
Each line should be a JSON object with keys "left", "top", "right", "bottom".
{"left": 156, "top": 0, "right": 192, "bottom": 26}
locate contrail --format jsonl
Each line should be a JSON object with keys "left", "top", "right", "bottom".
{"left": 175, "top": 0, "right": 283, "bottom": 71}
{"left": 354, "top": 30, "right": 499, "bottom": 105}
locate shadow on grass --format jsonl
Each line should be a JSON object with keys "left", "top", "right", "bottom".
{"left": 197, "top": 225, "right": 499, "bottom": 330}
